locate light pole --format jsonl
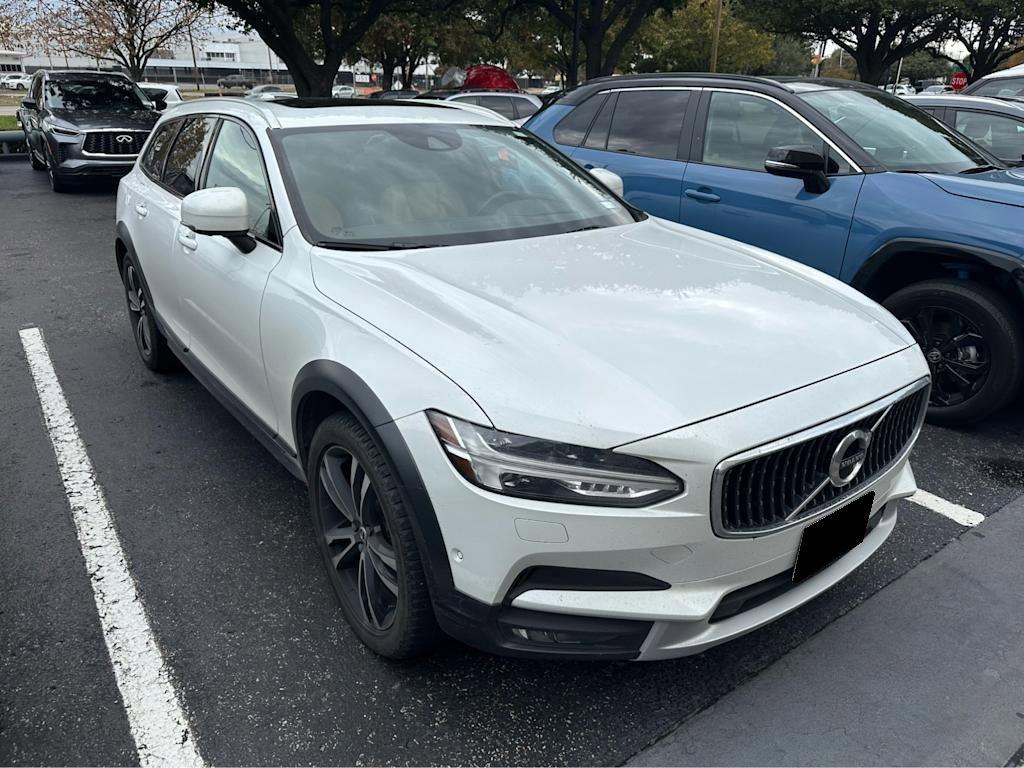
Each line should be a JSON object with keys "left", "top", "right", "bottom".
{"left": 709, "top": 0, "right": 724, "bottom": 73}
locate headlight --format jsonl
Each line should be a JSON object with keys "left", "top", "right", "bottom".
{"left": 42, "top": 118, "right": 80, "bottom": 137}
{"left": 427, "top": 411, "right": 683, "bottom": 507}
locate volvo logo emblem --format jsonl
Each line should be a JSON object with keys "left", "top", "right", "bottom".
{"left": 116, "top": 134, "right": 134, "bottom": 144}
{"left": 828, "top": 429, "right": 872, "bottom": 487}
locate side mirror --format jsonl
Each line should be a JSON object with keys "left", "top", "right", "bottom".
{"left": 21, "top": 96, "right": 37, "bottom": 110}
{"left": 765, "top": 145, "right": 831, "bottom": 193}
{"left": 180, "top": 187, "right": 256, "bottom": 253}
{"left": 153, "top": 98, "right": 167, "bottom": 112}
{"left": 589, "top": 167, "right": 624, "bottom": 197}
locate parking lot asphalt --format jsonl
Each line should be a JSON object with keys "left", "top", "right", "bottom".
{"left": 1, "top": 159, "right": 1023, "bottom": 766}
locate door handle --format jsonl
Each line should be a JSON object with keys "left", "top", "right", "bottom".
{"left": 177, "top": 228, "right": 197, "bottom": 251}
{"left": 684, "top": 188, "right": 721, "bottom": 203}
{"left": 134, "top": 203, "right": 148, "bottom": 217}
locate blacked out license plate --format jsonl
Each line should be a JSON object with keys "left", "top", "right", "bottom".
{"left": 792, "top": 492, "right": 873, "bottom": 583}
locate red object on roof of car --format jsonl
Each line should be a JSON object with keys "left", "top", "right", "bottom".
{"left": 462, "top": 65, "right": 521, "bottom": 92}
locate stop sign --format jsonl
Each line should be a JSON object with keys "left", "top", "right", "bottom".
{"left": 951, "top": 71, "right": 968, "bottom": 91}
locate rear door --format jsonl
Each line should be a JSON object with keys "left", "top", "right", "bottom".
{"left": 568, "top": 88, "right": 695, "bottom": 221}
{"left": 680, "top": 89, "right": 864, "bottom": 277}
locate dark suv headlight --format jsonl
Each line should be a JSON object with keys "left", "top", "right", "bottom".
{"left": 427, "top": 411, "right": 683, "bottom": 507}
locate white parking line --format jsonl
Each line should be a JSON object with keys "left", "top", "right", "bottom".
{"left": 908, "top": 489, "right": 985, "bottom": 527}
{"left": 19, "top": 327, "right": 204, "bottom": 768}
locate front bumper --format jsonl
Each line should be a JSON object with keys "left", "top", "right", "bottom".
{"left": 46, "top": 134, "right": 137, "bottom": 179}
{"left": 394, "top": 345, "right": 928, "bottom": 660}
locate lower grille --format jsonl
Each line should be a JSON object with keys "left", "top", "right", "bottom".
{"left": 82, "top": 131, "right": 149, "bottom": 156}
{"left": 715, "top": 383, "right": 928, "bottom": 535}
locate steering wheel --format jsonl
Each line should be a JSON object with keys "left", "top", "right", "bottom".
{"left": 474, "top": 190, "right": 537, "bottom": 215}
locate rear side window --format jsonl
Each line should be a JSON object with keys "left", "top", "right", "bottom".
{"left": 478, "top": 95, "right": 516, "bottom": 118}
{"left": 162, "top": 116, "right": 216, "bottom": 196}
{"left": 141, "top": 121, "right": 179, "bottom": 179}
{"left": 954, "top": 109, "right": 1024, "bottom": 163}
{"left": 553, "top": 93, "right": 607, "bottom": 146}
{"left": 606, "top": 90, "right": 690, "bottom": 160}
{"left": 583, "top": 93, "right": 616, "bottom": 149}
{"left": 513, "top": 97, "right": 539, "bottom": 120}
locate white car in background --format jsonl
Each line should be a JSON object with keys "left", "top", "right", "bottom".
{"left": 137, "top": 82, "right": 184, "bottom": 109}
{"left": 332, "top": 84, "right": 356, "bottom": 98}
{"left": 2, "top": 73, "right": 31, "bottom": 90}
{"left": 115, "top": 97, "right": 929, "bottom": 661}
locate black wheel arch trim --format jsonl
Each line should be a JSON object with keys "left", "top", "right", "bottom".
{"left": 852, "top": 238, "right": 1024, "bottom": 299}
{"left": 291, "top": 359, "right": 458, "bottom": 603}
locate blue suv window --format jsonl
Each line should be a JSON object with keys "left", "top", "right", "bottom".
{"left": 703, "top": 92, "right": 835, "bottom": 172}
{"left": 606, "top": 90, "right": 689, "bottom": 160}
{"left": 553, "top": 93, "right": 608, "bottom": 146}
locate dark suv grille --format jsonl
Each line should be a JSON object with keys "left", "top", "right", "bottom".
{"left": 716, "top": 385, "right": 928, "bottom": 535}
{"left": 82, "top": 131, "right": 149, "bottom": 156}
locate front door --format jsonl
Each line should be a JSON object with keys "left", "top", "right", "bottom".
{"left": 680, "top": 90, "right": 864, "bottom": 277}
{"left": 174, "top": 117, "right": 282, "bottom": 430}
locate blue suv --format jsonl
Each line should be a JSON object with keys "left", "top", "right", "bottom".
{"left": 527, "top": 75, "right": 1024, "bottom": 426}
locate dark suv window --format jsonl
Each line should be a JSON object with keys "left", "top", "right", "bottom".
{"left": 553, "top": 93, "right": 608, "bottom": 146}
{"left": 141, "top": 121, "right": 179, "bottom": 179}
{"left": 162, "top": 117, "right": 216, "bottom": 196}
{"left": 605, "top": 90, "right": 690, "bottom": 160}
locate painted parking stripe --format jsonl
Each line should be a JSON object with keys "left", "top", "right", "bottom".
{"left": 908, "top": 489, "right": 985, "bottom": 527}
{"left": 19, "top": 327, "right": 204, "bottom": 768}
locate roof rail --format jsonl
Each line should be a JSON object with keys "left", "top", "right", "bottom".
{"left": 584, "top": 72, "right": 790, "bottom": 90}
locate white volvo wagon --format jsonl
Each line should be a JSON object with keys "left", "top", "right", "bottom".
{"left": 115, "top": 97, "right": 930, "bottom": 660}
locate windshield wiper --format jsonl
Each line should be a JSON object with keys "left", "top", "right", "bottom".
{"left": 315, "top": 240, "right": 436, "bottom": 251}
{"left": 959, "top": 164, "right": 1002, "bottom": 175}
{"left": 563, "top": 225, "right": 604, "bottom": 233}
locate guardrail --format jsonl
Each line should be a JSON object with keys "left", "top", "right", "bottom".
{"left": 0, "top": 129, "right": 26, "bottom": 157}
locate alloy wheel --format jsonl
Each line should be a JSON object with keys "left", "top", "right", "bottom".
{"left": 125, "top": 264, "right": 153, "bottom": 357}
{"left": 316, "top": 445, "right": 400, "bottom": 631}
{"left": 901, "top": 306, "right": 991, "bottom": 408}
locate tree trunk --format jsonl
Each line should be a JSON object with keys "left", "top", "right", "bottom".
{"left": 854, "top": 49, "right": 889, "bottom": 85}
{"left": 583, "top": 23, "right": 603, "bottom": 80}
{"left": 290, "top": 62, "right": 340, "bottom": 97}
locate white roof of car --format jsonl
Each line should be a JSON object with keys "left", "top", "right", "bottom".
{"left": 165, "top": 96, "right": 513, "bottom": 129}
{"left": 985, "top": 64, "right": 1024, "bottom": 79}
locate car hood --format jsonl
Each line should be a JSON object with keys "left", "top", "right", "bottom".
{"left": 310, "top": 219, "right": 913, "bottom": 447}
{"left": 924, "top": 169, "right": 1024, "bottom": 209}
{"left": 49, "top": 108, "right": 158, "bottom": 131}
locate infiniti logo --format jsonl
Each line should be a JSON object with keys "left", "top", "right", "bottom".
{"left": 116, "top": 134, "right": 134, "bottom": 144}
{"left": 828, "top": 429, "right": 872, "bottom": 487}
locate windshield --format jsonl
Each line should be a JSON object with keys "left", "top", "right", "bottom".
{"left": 800, "top": 88, "right": 995, "bottom": 173}
{"left": 45, "top": 77, "right": 150, "bottom": 111}
{"left": 275, "top": 123, "right": 637, "bottom": 248}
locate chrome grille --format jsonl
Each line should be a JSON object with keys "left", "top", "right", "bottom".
{"left": 82, "top": 131, "right": 149, "bottom": 156}
{"left": 715, "top": 384, "right": 928, "bottom": 536}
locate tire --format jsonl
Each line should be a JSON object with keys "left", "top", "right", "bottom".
{"left": 884, "top": 278, "right": 1023, "bottom": 426}
{"left": 28, "top": 144, "right": 45, "bottom": 170}
{"left": 45, "top": 150, "right": 70, "bottom": 192}
{"left": 307, "top": 412, "right": 440, "bottom": 659}
{"left": 122, "top": 255, "right": 176, "bottom": 372}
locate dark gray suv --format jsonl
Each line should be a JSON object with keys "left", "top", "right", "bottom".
{"left": 18, "top": 70, "right": 158, "bottom": 192}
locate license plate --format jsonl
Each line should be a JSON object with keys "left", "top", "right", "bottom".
{"left": 792, "top": 492, "right": 873, "bottom": 583}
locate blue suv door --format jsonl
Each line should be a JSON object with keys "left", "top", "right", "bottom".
{"left": 680, "top": 90, "right": 865, "bottom": 277}
{"left": 561, "top": 88, "right": 695, "bottom": 221}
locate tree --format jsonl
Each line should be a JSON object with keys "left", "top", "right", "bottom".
{"left": 43, "top": 0, "right": 204, "bottom": 80}
{"left": 931, "top": 0, "right": 1024, "bottom": 81}
{"left": 631, "top": 0, "right": 774, "bottom": 74}
{"left": 357, "top": 13, "right": 437, "bottom": 89}
{"left": 205, "top": 0, "right": 399, "bottom": 96}
{"left": 898, "top": 49, "right": 952, "bottom": 83}
{"left": 512, "top": 0, "right": 682, "bottom": 86}
{"left": 738, "top": 0, "right": 953, "bottom": 84}
{"left": 816, "top": 47, "right": 856, "bottom": 79}
{"left": 761, "top": 34, "right": 813, "bottom": 76}
{"left": 0, "top": 0, "right": 34, "bottom": 49}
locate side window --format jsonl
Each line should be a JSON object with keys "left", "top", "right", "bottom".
{"left": 553, "top": 93, "right": 607, "bottom": 146}
{"left": 583, "top": 92, "right": 616, "bottom": 149}
{"left": 972, "top": 77, "right": 1024, "bottom": 99}
{"left": 203, "top": 120, "right": 275, "bottom": 242}
{"left": 513, "top": 97, "right": 539, "bottom": 120}
{"left": 478, "top": 95, "right": 516, "bottom": 118}
{"left": 141, "top": 121, "right": 179, "bottom": 180}
{"left": 606, "top": 90, "right": 690, "bottom": 160}
{"left": 451, "top": 95, "right": 480, "bottom": 106}
{"left": 30, "top": 73, "right": 42, "bottom": 101}
{"left": 703, "top": 92, "right": 837, "bottom": 173}
{"left": 954, "top": 110, "right": 1024, "bottom": 163}
{"left": 161, "top": 116, "right": 216, "bottom": 196}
